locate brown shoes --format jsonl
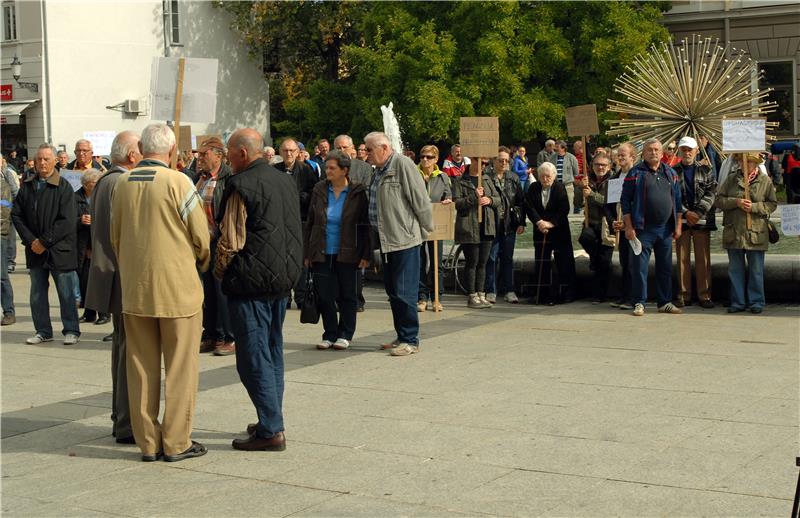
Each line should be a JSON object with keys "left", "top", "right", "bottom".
{"left": 213, "top": 341, "right": 235, "bottom": 356}
{"left": 1, "top": 314, "right": 15, "bottom": 326}
{"left": 199, "top": 338, "right": 216, "bottom": 353}
{"left": 232, "top": 431, "right": 286, "bottom": 451}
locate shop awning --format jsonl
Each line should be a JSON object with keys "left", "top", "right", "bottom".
{"left": 1, "top": 101, "right": 37, "bottom": 125}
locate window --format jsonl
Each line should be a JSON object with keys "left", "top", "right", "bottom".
{"left": 759, "top": 61, "right": 795, "bottom": 134}
{"left": 166, "top": 0, "right": 181, "bottom": 46}
{"left": 2, "top": 2, "right": 17, "bottom": 42}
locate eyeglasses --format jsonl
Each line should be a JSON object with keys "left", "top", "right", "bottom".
{"left": 75, "top": 149, "right": 92, "bottom": 154}
{"left": 496, "top": 159, "right": 509, "bottom": 163}
{"left": 667, "top": 147, "right": 676, "bottom": 151}
{"left": 420, "top": 155, "right": 436, "bottom": 160}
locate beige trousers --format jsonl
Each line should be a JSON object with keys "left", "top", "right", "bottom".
{"left": 675, "top": 229, "right": 712, "bottom": 302}
{"left": 124, "top": 311, "right": 202, "bottom": 457}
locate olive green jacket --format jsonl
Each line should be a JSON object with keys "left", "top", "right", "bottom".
{"left": 453, "top": 174, "right": 501, "bottom": 244}
{"left": 714, "top": 171, "right": 777, "bottom": 251}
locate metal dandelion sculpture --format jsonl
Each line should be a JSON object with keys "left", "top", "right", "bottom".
{"left": 607, "top": 35, "right": 778, "bottom": 153}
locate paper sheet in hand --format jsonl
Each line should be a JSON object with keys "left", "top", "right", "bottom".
{"left": 779, "top": 205, "right": 800, "bottom": 236}
{"left": 606, "top": 178, "right": 624, "bottom": 204}
{"left": 82, "top": 131, "right": 115, "bottom": 156}
{"left": 722, "top": 118, "right": 766, "bottom": 152}
{"left": 151, "top": 57, "right": 218, "bottom": 123}
{"left": 60, "top": 170, "right": 83, "bottom": 192}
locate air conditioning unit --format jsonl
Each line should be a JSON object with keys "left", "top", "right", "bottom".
{"left": 123, "top": 99, "right": 141, "bottom": 114}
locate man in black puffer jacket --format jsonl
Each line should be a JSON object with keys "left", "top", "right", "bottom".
{"left": 214, "top": 128, "right": 302, "bottom": 453}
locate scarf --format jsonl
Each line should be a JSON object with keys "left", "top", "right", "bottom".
{"left": 747, "top": 167, "right": 759, "bottom": 185}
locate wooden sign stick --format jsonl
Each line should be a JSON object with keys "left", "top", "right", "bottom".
{"left": 616, "top": 204, "right": 623, "bottom": 248}
{"left": 743, "top": 153, "right": 752, "bottom": 230}
{"left": 474, "top": 158, "right": 484, "bottom": 223}
{"left": 171, "top": 57, "right": 186, "bottom": 169}
{"left": 433, "top": 242, "right": 440, "bottom": 312}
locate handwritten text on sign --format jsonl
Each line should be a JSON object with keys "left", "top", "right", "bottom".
{"left": 605, "top": 178, "right": 624, "bottom": 204}
{"left": 722, "top": 118, "right": 766, "bottom": 152}
{"left": 565, "top": 104, "right": 599, "bottom": 137}
{"left": 427, "top": 203, "right": 455, "bottom": 241}
{"left": 779, "top": 205, "right": 800, "bottom": 236}
{"left": 459, "top": 117, "right": 499, "bottom": 158}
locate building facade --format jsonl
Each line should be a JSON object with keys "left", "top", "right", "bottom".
{"left": 0, "top": 0, "right": 270, "bottom": 160}
{"left": 662, "top": 0, "right": 800, "bottom": 138}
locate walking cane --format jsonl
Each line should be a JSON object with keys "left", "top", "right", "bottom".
{"left": 535, "top": 230, "right": 547, "bottom": 305}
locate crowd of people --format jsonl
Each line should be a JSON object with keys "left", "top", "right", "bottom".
{"left": 0, "top": 124, "right": 788, "bottom": 463}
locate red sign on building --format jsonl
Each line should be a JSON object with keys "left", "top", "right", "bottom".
{"left": 0, "top": 84, "right": 12, "bottom": 101}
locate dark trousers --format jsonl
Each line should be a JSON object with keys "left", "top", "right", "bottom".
{"left": 485, "top": 230, "right": 517, "bottom": 295}
{"left": 616, "top": 235, "right": 633, "bottom": 304}
{"left": 589, "top": 244, "right": 614, "bottom": 300}
{"left": 382, "top": 246, "right": 421, "bottom": 346}
{"left": 532, "top": 236, "right": 575, "bottom": 303}
{"left": 229, "top": 296, "right": 286, "bottom": 438}
{"left": 201, "top": 242, "right": 234, "bottom": 342}
{"left": 313, "top": 256, "right": 358, "bottom": 341}
{"left": 1, "top": 234, "right": 14, "bottom": 316}
{"left": 77, "top": 258, "right": 107, "bottom": 321}
{"left": 357, "top": 268, "right": 365, "bottom": 308}
{"left": 111, "top": 312, "right": 132, "bottom": 438}
{"left": 632, "top": 225, "right": 673, "bottom": 306}
{"left": 462, "top": 241, "right": 493, "bottom": 294}
{"left": 418, "top": 240, "right": 443, "bottom": 302}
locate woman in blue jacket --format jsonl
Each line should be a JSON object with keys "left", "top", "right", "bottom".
{"left": 512, "top": 147, "right": 531, "bottom": 191}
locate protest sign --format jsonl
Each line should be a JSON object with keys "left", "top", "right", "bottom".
{"left": 779, "top": 205, "right": 800, "bottom": 236}
{"left": 427, "top": 203, "right": 455, "bottom": 241}
{"left": 150, "top": 57, "right": 218, "bottom": 123}
{"left": 83, "top": 131, "right": 115, "bottom": 156}
{"left": 565, "top": 104, "right": 599, "bottom": 137}
{"left": 722, "top": 118, "right": 766, "bottom": 152}
{"left": 606, "top": 177, "right": 624, "bottom": 204}
{"left": 60, "top": 170, "right": 83, "bottom": 192}
{"left": 459, "top": 117, "right": 499, "bottom": 158}
{"left": 172, "top": 125, "right": 192, "bottom": 153}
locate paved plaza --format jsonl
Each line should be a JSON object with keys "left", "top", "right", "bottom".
{"left": 1, "top": 259, "right": 798, "bottom": 517}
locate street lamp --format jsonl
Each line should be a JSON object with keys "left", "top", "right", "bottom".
{"left": 10, "top": 55, "right": 39, "bottom": 93}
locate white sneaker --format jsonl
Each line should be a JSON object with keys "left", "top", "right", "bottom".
{"left": 333, "top": 338, "right": 350, "bottom": 350}
{"left": 390, "top": 343, "right": 419, "bottom": 356}
{"left": 477, "top": 292, "right": 492, "bottom": 308}
{"left": 504, "top": 292, "right": 519, "bottom": 304}
{"left": 632, "top": 303, "right": 645, "bottom": 316}
{"left": 64, "top": 334, "right": 80, "bottom": 345}
{"left": 316, "top": 340, "right": 333, "bottom": 350}
{"left": 485, "top": 292, "right": 497, "bottom": 304}
{"left": 26, "top": 334, "right": 52, "bottom": 345}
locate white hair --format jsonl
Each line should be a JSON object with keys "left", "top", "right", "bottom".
{"left": 109, "top": 131, "right": 140, "bottom": 163}
{"left": 642, "top": 138, "right": 662, "bottom": 149}
{"left": 74, "top": 139, "right": 93, "bottom": 150}
{"left": 364, "top": 131, "right": 390, "bottom": 147}
{"left": 545, "top": 139, "right": 555, "bottom": 146}
{"left": 334, "top": 134, "right": 353, "bottom": 147}
{"left": 140, "top": 124, "right": 175, "bottom": 155}
{"left": 537, "top": 161, "right": 556, "bottom": 178}
{"left": 81, "top": 168, "right": 103, "bottom": 186}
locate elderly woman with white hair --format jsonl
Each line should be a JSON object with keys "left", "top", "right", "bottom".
{"left": 76, "top": 168, "right": 109, "bottom": 324}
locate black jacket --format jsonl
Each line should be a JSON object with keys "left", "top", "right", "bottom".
{"left": 304, "top": 181, "right": 370, "bottom": 264}
{"left": 11, "top": 170, "right": 78, "bottom": 270}
{"left": 217, "top": 158, "right": 303, "bottom": 298}
{"left": 524, "top": 181, "right": 572, "bottom": 247}
{"left": 488, "top": 168, "right": 526, "bottom": 233}
{"left": 275, "top": 160, "right": 318, "bottom": 221}
{"left": 75, "top": 187, "right": 92, "bottom": 268}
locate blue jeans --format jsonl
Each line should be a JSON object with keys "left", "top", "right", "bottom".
{"left": 202, "top": 240, "right": 234, "bottom": 342}
{"left": 485, "top": 230, "right": 517, "bottom": 295}
{"left": 632, "top": 225, "right": 673, "bottom": 306}
{"left": 29, "top": 267, "right": 80, "bottom": 338}
{"left": 229, "top": 296, "right": 286, "bottom": 438}
{"left": 383, "top": 246, "right": 421, "bottom": 346}
{"left": 727, "top": 249, "right": 765, "bottom": 310}
{"left": 1, "top": 235, "right": 14, "bottom": 315}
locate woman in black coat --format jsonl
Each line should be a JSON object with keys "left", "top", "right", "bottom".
{"left": 75, "top": 169, "right": 109, "bottom": 324}
{"left": 524, "top": 162, "right": 576, "bottom": 305}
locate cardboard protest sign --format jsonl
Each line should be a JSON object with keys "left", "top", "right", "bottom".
{"left": 427, "top": 203, "right": 455, "bottom": 241}
{"left": 83, "top": 131, "right": 115, "bottom": 156}
{"left": 606, "top": 177, "right": 624, "bottom": 204}
{"left": 779, "top": 205, "right": 800, "bottom": 236}
{"left": 459, "top": 117, "right": 499, "bottom": 158}
{"left": 565, "top": 104, "right": 599, "bottom": 137}
{"left": 172, "top": 125, "right": 192, "bottom": 153}
{"left": 60, "top": 170, "right": 83, "bottom": 192}
{"left": 722, "top": 118, "right": 766, "bottom": 152}
{"left": 151, "top": 57, "right": 218, "bottom": 123}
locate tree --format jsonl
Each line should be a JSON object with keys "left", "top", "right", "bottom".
{"left": 219, "top": 1, "right": 671, "bottom": 149}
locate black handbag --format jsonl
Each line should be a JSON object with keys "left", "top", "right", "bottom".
{"left": 767, "top": 219, "right": 780, "bottom": 244}
{"left": 578, "top": 225, "right": 599, "bottom": 257}
{"left": 299, "top": 270, "right": 320, "bottom": 324}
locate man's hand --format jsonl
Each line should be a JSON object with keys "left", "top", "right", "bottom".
{"left": 440, "top": 198, "right": 452, "bottom": 205}
{"left": 475, "top": 186, "right": 484, "bottom": 197}
{"left": 358, "top": 259, "right": 370, "bottom": 269}
{"left": 673, "top": 227, "right": 682, "bottom": 240}
{"left": 80, "top": 214, "right": 91, "bottom": 225}
{"left": 516, "top": 226, "right": 525, "bottom": 235}
{"left": 478, "top": 196, "right": 492, "bottom": 207}
{"left": 625, "top": 228, "right": 636, "bottom": 241}
{"left": 685, "top": 211, "right": 700, "bottom": 226}
{"left": 736, "top": 198, "right": 752, "bottom": 212}
{"left": 612, "top": 221, "right": 625, "bottom": 232}
{"left": 31, "top": 239, "right": 46, "bottom": 255}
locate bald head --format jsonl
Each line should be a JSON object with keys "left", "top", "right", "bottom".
{"left": 228, "top": 128, "right": 265, "bottom": 173}
{"left": 110, "top": 131, "right": 142, "bottom": 168}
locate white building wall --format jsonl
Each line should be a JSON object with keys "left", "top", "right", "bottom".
{"left": 41, "top": 0, "right": 268, "bottom": 154}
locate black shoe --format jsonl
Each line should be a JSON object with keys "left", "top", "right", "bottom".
{"left": 116, "top": 436, "right": 136, "bottom": 444}
{"left": 727, "top": 307, "right": 746, "bottom": 313}
{"left": 357, "top": 305, "right": 365, "bottom": 313}
{"left": 79, "top": 315, "right": 96, "bottom": 323}
{"left": 699, "top": 300, "right": 715, "bottom": 309}
{"left": 7, "top": 264, "right": 14, "bottom": 273}
{"left": 95, "top": 316, "right": 110, "bottom": 325}
{"left": 102, "top": 334, "right": 113, "bottom": 342}
{"left": 142, "top": 451, "right": 163, "bottom": 462}
{"left": 750, "top": 307, "right": 763, "bottom": 314}
{"left": 163, "top": 441, "right": 207, "bottom": 462}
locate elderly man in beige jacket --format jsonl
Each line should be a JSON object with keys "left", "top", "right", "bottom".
{"left": 111, "top": 123, "right": 210, "bottom": 462}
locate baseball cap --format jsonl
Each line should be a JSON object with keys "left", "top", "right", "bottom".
{"left": 677, "top": 136, "right": 698, "bottom": 150}
{"left": 198, "top": 137, "right": 225, "bottom": 153}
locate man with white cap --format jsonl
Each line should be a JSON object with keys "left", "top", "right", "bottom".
{"left": 673, "top": 136, "right": 717, "bottom": 309}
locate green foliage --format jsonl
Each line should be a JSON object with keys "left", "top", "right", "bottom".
{"left": 218, "top": 1, "right": 671, "bottom": 149}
